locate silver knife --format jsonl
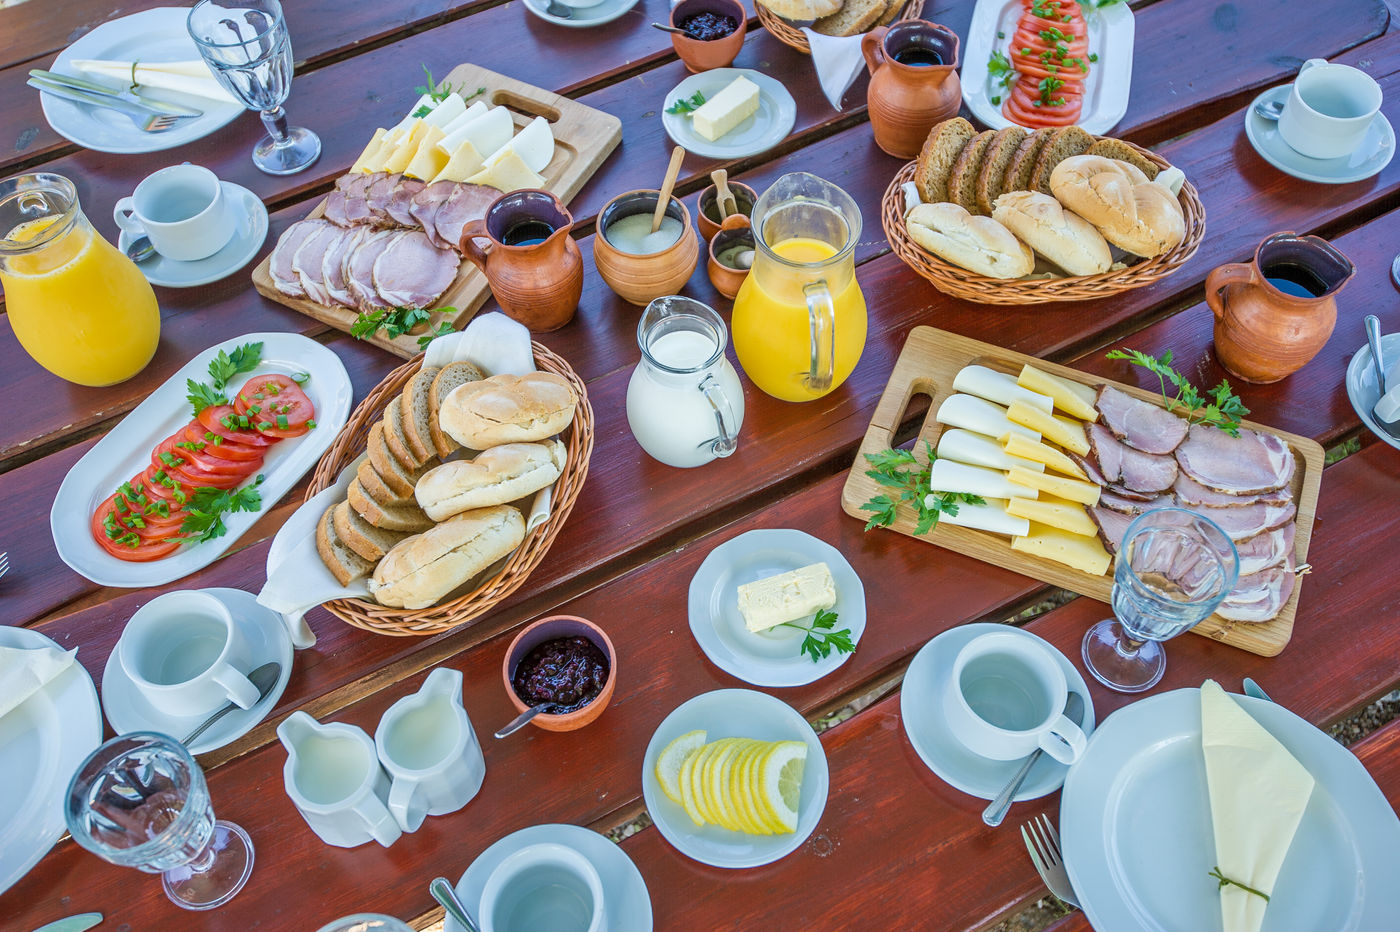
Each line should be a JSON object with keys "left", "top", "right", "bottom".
{"left": 31, "top": 913, "right": 102, "bottom": 932}
{"left": 29, "top": 69, "right": 203, "bottom": 116}
{"left": 27, "top": 78, "right": 197, "bottom": 127}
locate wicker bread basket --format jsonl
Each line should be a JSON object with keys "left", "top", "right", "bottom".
{"left": 305, "top": 343, "right": 594, "bottom": 636}
{"left": 882, "top": 140, "right": 1206, "bottom": 304}
{"left": 756, "top": 0, "right": 924, "bottom": 54}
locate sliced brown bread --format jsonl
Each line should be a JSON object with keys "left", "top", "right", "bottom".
{"left": 948, "top": 130, "right": 995, "bottom": 214}
{"left": 316, "top": 504, "right": 374, "bottom": 586}
{"left": 914, "top": 117, "right": 976, "bottom": 204}
{"left": 813, "top": 0, "right": 886, "bottom": 36}
{"left": 382, "top": 401, "right": 427, "bottom": 471}
{"left": 875, "top": 0, "right": 905, "bottom": 27}
{"left": 1086, "top": 138, "right": 1161, "bottom": 180}
{"left": 975, "top": 126, "right": 1028, "bottom": 215}
{"left": 332, "top": 499, "right": 408, "bottom": 562}
{"left": 399, "top": 365, "right": 442, "bottom": 465}
{"left": 428, "top": 361, "right": 486, "bottom": 458}
{"left": 347, "top": 476, "right": 434, "bottom": 532}
{"left": 1029, "top": 125, "right": 1095, "bottom": 194}
{"left": 1002, "top": 130, "right": 1048, "bottom": 194}
{"left": 357, "top": 459, "right": 415, "bottom": 508}
{"left": 367, "top": 422, "right": 422, "bottom": 496}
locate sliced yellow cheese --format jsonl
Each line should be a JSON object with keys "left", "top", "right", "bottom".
{"left": 1005, "top": 495, "right": 1097, "bottom": 537}
{"left": 936, "top": 394, "right": 1039, "bottom": 443}
{"left": 938, "top": 428, "right": 1044, "bottom": 473}
{"left": 1007, "top": 400, "right": 1089, "bottom": 456}
{"left": 1011, "top": 522, "right": 1112, "bottom": 576}
{"left": 953, "top": 365, "right": 1053, "bottom": 412}
{"left": 1007, "top": 466, "right": 1101, "bottom": 506}
{"left": 431, "top": 138, "right": 487, "bottom": 184}
{"left": 403, "top": 125, "right": 448, "bottom": 180}
{"left": 350, "top": 128, "right": 389, "bottom": 173}
{"left": 382, "top": 120, "right": 429, "bottom": 174}
{"left": 1017, "top": 364, "right": 1100, "bottom": 422}
{"left": 1003, "top": 433, "right": 1087, "bottom": 480}
{"left": 360, "top": 126, "right": 405, "bottom": 173}
{"left": 465, "top": 147, "right": 546, "bottom": 193}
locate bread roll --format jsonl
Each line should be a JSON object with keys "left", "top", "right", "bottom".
{"left": 415, "top": 440, "right": 566, "bottom": 521}
{"left": 992, "top": 190, "right": 1112, "bottom": 276}
{"left": 439, "top": 371, "right": 577, "bottom": 449}
{"left": 1049, "top": 155, "right": 1185, "bottom": 258}
{"left": 368, "top": 505, "right": 526, "bottom": 609}
{"left": 757, "top": 0, "right": 841, "bottom": 21}
{"left": 905, "top": 202, "right": 1034, "bottom": 279}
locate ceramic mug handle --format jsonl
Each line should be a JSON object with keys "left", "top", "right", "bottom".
{"left": 113, "top": 196, "right": 145, "bottom": 238}
{"left": 388, "top": 777, "right": 429, "bottom": 833}
{"left": 458, "top": 218, "right": 491, "bottom": 270}
{"left": 861, "top": 27, "right": 889, "bottom": 76}
{"left": 1298, "top": 57, "right": 1328, "bottom": 76}
{"left": 354, "top": 791, "right": 403, "bottom": 848}
{"left": 1205, "top": 262, "right": 1259, "bottom": 321}
{"left": 210, "top": 661, "right": 260, "bottom": 709}
{"left": 1037, "top": 715, "right": 1087, "bottom": 765}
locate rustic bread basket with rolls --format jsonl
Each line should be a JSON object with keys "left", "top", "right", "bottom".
{"left": 306, "top": 343, "right": 593, "bottom": 636}
{"left": 756, "top": 0, "right": 923, "bottom": 54}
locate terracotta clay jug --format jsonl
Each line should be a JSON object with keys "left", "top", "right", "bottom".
{"left": 461, "top": 189, "right": 583, "bottom": 332}
{"left": 861, "top": 20, "right": 961, "bottom": 160}
{"left": 1206, "top": 231, "right": 1354, "bottom": 384}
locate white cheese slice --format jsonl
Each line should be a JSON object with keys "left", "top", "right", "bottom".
{"left": 391, "top": 93, "right": 435, "bottom": 133}
{"left": 953, "top": 365, "right": 1053, "bottom": 413}
{"left": 1201, "top": 679, "right": 1315, "bottom": 932}
{"left": 438, "top": 100, "right": 488, "bottom": 138}
{"left": 438, "top": 106, "right": 514, "bottom": 161}
{"left": 691, "top": 75, "right": 761, "bottom": 142}
{"left": 928, "top": 459, "right": 1037, "bottom": 501}
{"left": 736, "top": 562, "right": 837, "bottom": 633}
{"left": 422, "top": 92, "right": 467, "bottom": 129}
{"left": 936, "top": 497, "right": 1029, "bottom": 537}
{"left": 935, "top": 394, "right": 1040, "bottom": 443}
{"left": 465, "top": 148, "right": 546, "bottom": 193}
{"left": 480, "top": 115, "right": 555, "bottom": 174}
{"left": 937, "top": 428, "right": 1044, "bottom": 473}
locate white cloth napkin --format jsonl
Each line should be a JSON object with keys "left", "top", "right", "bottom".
{"left": 69, "top": 59, "right": 239, "bottom": 105}
{"left": 0, "top": 645, "right": 77, "bottom": 719}
{"left": 802, "top": 30, "right": 867, "bottom": 111}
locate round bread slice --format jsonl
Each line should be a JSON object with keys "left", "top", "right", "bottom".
{"left": 975, "top": 126, "right": 1028, "bottom": 215}
{"left": 440, "top": 371, "right": 578, "bottom": 449}
{"left": 368, "top": 505, "right": 527, "bottom": 610}
{"left": 813, "top": 0, "right": 886, "bottom": 36}
{"left": 367, "top": 422, "right": 425, "bottom": 497}
{"left": 914, "top": 117, "right": 977, "bottom": 204}
{"left": 333, "top": 499, "right": 408, "bottom": 562}
{"left": 1049, "top": 155, "right": 1185, "bottom": 257}
{"left": 382, "top": 402, "right": 425, "bottom": 471}
{"left": 316, "top": 504, "right": 374, "bottom": 587}
{"left": 1029, "top": 125, "right": 1095, "bottom": 194}
{"left": 415, "top": 440, "right": 566, "bottom": 522}
{"left": 948, "top": 130, "right": 995, "bottom": 214}
{"left": 348, "top": 476, "right": 435, "bottom": 532}
{"left": 757, "top": 0, "right": 841, "bottom": 20}
{"left": 428, "top": 361, "right": 486, "bottom": 458}
{"left": 1002, "top": 129, "right": 1047, "bottom": 194}
{"left": 1085, "top": 138, "right": 1161, "bottom": 180}
{"left": 905, "top": 202, "right": 1034, "bottom": 279}
{"left": 992, "top": 190, "right": 1112, "bottom": 276}
{"left": 399, "top": 365, "right": 442, "bottom": 465}
{"left": 357, "top": 458, "right": 414, "bottom": 508}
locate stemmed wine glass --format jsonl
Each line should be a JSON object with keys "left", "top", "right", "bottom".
{"left": 1082, "top": 507, "right": 1239, "bottom": 693}
{"left": 64, "top": 732, "right": 254, "bottom": 911}
{"left": 187, "top": 0, "right": 320, "bottom": 175}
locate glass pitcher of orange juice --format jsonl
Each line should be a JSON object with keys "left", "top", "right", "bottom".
{"left": 1, "top": 172, "right": 159, "bottom": 386}
{"left": 731, "top": 173, "right": 866, "bottom": 402}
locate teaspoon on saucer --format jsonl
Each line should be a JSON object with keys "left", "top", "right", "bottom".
{"left": 1253, "top": 97, "right": 1284, "bottom": 121}
{"left": 180, "top": 661, "right": 282, "bottom": 746}
{"left": 124, "top": 235, "right": 156, "bottom": 263}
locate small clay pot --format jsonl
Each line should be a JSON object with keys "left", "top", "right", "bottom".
{"left": 502, "top": 615, "right": 617, "bottom": 733}
{"left": 594, "top": 190, "right": 701, "bottom": 307}
{"left": 707, "top": 213, "right": 754, "bottom": 300}
{"left": 696, "top": 179, "right": 757, "bottom": 241}
{"left": 670, "top": 0, "right": 746, "bottom": 73}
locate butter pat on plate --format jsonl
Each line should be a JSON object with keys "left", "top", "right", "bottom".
{"left": 737, "top": 562, "right": 836, "bottom": 633}
{"left": 691, "top": 75, "right": 761, "bottom": 142}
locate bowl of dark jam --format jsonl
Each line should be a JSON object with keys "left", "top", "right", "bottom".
{"left": 670, "top": 0, "right": 746, "bottom": 73}
{"left": 503, "top": 615, "right": 617, "bottom": 731}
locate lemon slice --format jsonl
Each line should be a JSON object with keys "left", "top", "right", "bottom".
{"left": 759, "top": 741, "right": 808, "bottom": 834}
{"left": 655, "top": 729, "right": 707, "bottom": 805}
{"left": 678, "top": 743, "right": 707, "bottom": 826}
{"left": 746, "top": 742, "right": 786, "bottom": 834}
{"left": 707, "top": 740, "right": 744, "bottom": 831}
{"left": 689, "top": 741, "right": 721, "bottom": 825}
{"left": 731, "top": 741, "right": 772, "bottom": 835}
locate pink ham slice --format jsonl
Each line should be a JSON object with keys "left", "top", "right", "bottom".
{"left": 291, "top": 222, "right": 340, "bottom": 306}
{"left": 432, "top": 183, "right": 498, "bottom": 252}
{"left": 365, "top": 173, "right": 401, "bottom": 226}
{"left": 323, "top": 190, "right": 349, "bottom": 227}
{"left": 1174, "top": 424, "right": 1296, "bottom": 495}
{"left": 411, "top": 181, "right": 458, "bottom": 247}
{"left": 372, "top": 230, "right": 459, "bottom": 308}
{"left": 1095, "top": 385, "right": 1189, "bottom": 454}
{"left": 347, "top": 231, "right": 401, "bottom": 310}
{"left": 1196, "top": 498, "right": 1296, "bottom": 543}
{"left": 1068, "top": 452, "right": 1107, "bottom": 487}
{"left": 1174, "top": 471, "right": 1291, "bottom": 508}
{"left": 1235, "top": 523, "right": 1296, "bottom": 576}
{"left": 1217, "top": 559, "right": 1297, "bottom": 623}
{"left": 385, "top": 177, "right": 425, "bottom": 227}
{"left": 1088, "top": 505, "right": 1136, "bottom": 554}
{"left": 1099, "top": 490, "right": 1171, "bottom": 516}
{"left": 1088, "top": 423, "right": 1177, "bottom": 494}
{"left": 322, "top": 227, "right": 367, "bottom": 308}
{"left": 268, "top": 219, "right": 325, "bottom": 298}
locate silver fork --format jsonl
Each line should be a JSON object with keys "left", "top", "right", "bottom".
{"left": 0, "top": 552, "right": 8, "bottom": 579}
{"left": 1021, "top": 813, "right": 1080, "bottom": 908}
{"left": 27, "top": 79, "right": 198, "bottom": 132}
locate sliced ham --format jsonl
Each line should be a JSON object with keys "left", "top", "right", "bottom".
{"left": 1174, "top": 471, "right": 1292, "bottom": 508}
{"left": 411, "top": 180, "right": 458, "bottom": 247}
{"left": 1099, "top": 490, "right": 1171, "bottom": 515}
{"left": 1088, "top": 423, "right": 1177, "bottom": 494}
{"left": 1088, "top": 505, "right": 1136, "bottom": 554}
{"left": 373, "top": 230, "right": 459, "bottom": 308}
{"left": 1195, "top": 498, "right": 1297, "bottom": 543}
{"left": 1106, "top": 484, "right": 1160, "bottom": 503}
{"left": 386, "top": 177, "right": 425, "bottom": 227}
{"left": 1068, "top": 451, "right": 1107, "bottom": 487}
{"left": 268, "top": 219, "right": 325, "bottom": 298}
{"left": 1175, "top": 424, "right": 1296, "bottom": 495}
{"left": 432, "top": 182, "right": 498, "bottom": 252}
{"left": 1217, "top": 559, "right": 1297, "bottom": 623}
{"left": 291, "top": 222, "right": 340, "bottom": 306}
{"left": 347, "top": 231, "right": 400, "bottom": 310}
{"left": 322, "top": 226, "right": 367, "bottom": 308}
{"left": 1095, "top": 385, "right": 1189, "bottom": 454}
{"left": 1235, "top": 523, "right": 1296, "bottom": 576}
{"left": 322, "top": 190, "right": 349, "bottom": 227}
{"left": 366, "top": 173, "right": 400, "bottom": 226}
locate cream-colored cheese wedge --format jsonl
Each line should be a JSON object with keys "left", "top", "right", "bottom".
{"left": 736, "top": 562, "right": 836, "bottom": 633}
{"left": 937, "top": 497, "right": 1030, "bottom": 537}
{"left": 70, "top": 59, "right": 238, "bottom": 104}
{"left": 953, "top": 365, "right": 1053, "bottom": 412}
{"left": 1003, "top": 433, "right": 1088, "bottom": 479}
{"left": 928, "top": 459, "right": 1037, "bottom": 501}
{"left": 391, "top": 94, "right": 435, "bottom": 134}
{"left": 422, "top": 91, "right": 468, "bottom": 129}
{"left": 438, "top": 100, "right": 488, "bottom": 138}
{"left": 382, "top": 120, "right": 430, "bottom": 174}
{"left": 1006, "top": 466, "right": 1101, "bottom": 506}
{"left": 438, "top": 106, "right": 514, "bottom": 161}
{"left": 1010, "top": 521, "right": 1111, "bottom": 575}
{"left": 937, "top": 428, "right": 1044, "bottom": 473}
{"left": 432, "top": 138, "right": 487, "bottom": 183}
{"left": 936, "top": 394, "right": 1040, "bottom": 443}
{"left": 1017, "top": 364, "right": 1100, "bottom": 422}
{"left": 403, "top": 125, "right": 448, "bottom": 180}
{"left": 466, "top": 148, "right": 546, "bottom": 192}
{"left": 482, "top": 115, "right": 555, "bottom": 173}
{"left": 1005, "top": 495, "right": 1096, "bottom": 537}
{"left": 1201, "top": 679, "right": 1315, "bottom": 932}
{"left": 350, "top": 128, "right": 389, "bottom": 173}
{"left": 691, "top": 75, "right": 761, "bottom": 142}
{"left": 1007, "top": 400, "right": 1089, "bottom": 456}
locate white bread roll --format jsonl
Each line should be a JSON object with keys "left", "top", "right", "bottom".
{"left": 905, "top": 202, "right": 1034, "bottom": 280}
{"left": 1048, "top": 155, "right": 1186, "bottom": 258}
{"left": 992, "top": 190, "right": 1112, "bottom": 276}
{"left": 414, "top": 440, "right": 566, "bottom": 521}
{"left": 439, "top": 371, "right": 577, "bottom": 449}
{"left": 757, "top": 0, "right": 842, "bottom": 21}
{"left": 368, "top": 505, "right": 526, "bottom": 609}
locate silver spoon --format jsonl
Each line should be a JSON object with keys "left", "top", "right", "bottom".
{"left": 1366, "top": 314, "right": 1388, "bottom": 397}
{"left": 1253, "top": 97, "right": 1284, "bottom": 122}
{"left": 494, "top": 702, "right": 557, "bottom": 739}
{"left": 982, "top": 692, "right": 1085, "bottom": 827}
{"left": 652, "top": 22, "right": 691, "bottom": 36}
{"left": 544, "top": 0, "right": 572, "bottom": 18}
{"left": 180, "top": 661, "right": 282, "bottom": 746}
{"left": 124, "top": 234, "right": 156, "bottom": 263}
{"left": 431, "top": 876, "right": 481, "bottom": 932}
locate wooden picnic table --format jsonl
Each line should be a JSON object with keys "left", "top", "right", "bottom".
{"left": 3, "top": 0, "right": 1399, "bottom": 927}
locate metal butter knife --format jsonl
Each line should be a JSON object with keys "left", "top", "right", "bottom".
{"left": 31, "top": 912, "right": 103, "bottom": 932}
{"left": 29, "top": 69, "right": 203, "bottom": 116}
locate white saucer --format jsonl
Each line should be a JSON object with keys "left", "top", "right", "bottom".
{"left": 688, "top": 529, "right": 866, "bottom": 688}
{"left": 1345, "top": 332, "right": 1400, "bottom": 451}
{"left": 101, "top": 588, "right": 293, "bottom": 754}
{"left": 662, "top": 68, "right": 797, "bottom": 160}
{"left": 900, "top": 623, "right": 1096, "bottom": 802}
{"left": 444, "top": 823, "right": 652, "bottom": 932}
{"left": 522, "top": 0, "right": 641, "bottom": 29}
{"left": 1244, "top": 85, "right": 1395, "bottom": 184}
{"left": 118, "top": 182, "right": 268, "bottom": 288}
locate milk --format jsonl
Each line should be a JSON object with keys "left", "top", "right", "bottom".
{"left": 627, "top": 328, "right": 745, "bottom": 468}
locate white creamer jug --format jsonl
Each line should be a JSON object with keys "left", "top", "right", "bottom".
{"left": 278, "top": 711, "right": 401, "bottom": 848}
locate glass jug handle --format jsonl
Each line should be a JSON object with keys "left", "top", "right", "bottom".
{"left": 699, "top": 373, "right": 739, "bottom": 458}
{"left": 803, "top": 280, "right": 836, "bottom": 394}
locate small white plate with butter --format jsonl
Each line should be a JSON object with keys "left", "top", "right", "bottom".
{"left": 688, "top": 528, "right": 865, "bottom": 688}
{"left": 661, "top": 68, "right": 797, "bottom": 161}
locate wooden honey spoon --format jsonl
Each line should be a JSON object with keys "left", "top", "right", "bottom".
{"left": 652, "top": 145, "right": 685, "bottom": 233}
{"left": 712, "top": 168, "right": 738, "bottom": 220}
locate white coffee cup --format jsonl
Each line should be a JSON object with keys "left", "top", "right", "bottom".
{"left": 480, "top": 843, "right": 606, "bottom": 932}
{"left": 278, "top": 711, "right": 402, "bottom": 849}
{"left": 374, "top": 667, "right": 485, "bottom": 833}
{"left": 1278, "top": 58, "right": 1383, "bottom": 160}
{"left": 118, "top": 589, "right": 259, "bottom": 718}
{"left": 114, "top": 163, "right": 232, "bottom": 261}
{"left": 943, "top": 631, "right": 1086, "bottom": 764}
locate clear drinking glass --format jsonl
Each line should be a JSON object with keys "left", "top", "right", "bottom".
{"left": 187, "top": 0, "right": 321, "bottom": 175}
{"left": 1082, "top": 508, "right": 1239, "bottom": 693}
{"left": 64, "top": 732, "right": 254, "bottom": 910}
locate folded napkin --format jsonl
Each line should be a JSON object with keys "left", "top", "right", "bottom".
{"left": 0, "top": 644, "right": 77, "bottom": 720}
{"left": 801, "top": 31, "right": 867, "bottom": 111}
{"left": 1200, "top": 679, "right": 1316, "bottom": 932}
{"left": 69, "top": 59, "right": 239, "bottom": 105}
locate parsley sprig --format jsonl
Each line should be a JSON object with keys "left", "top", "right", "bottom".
{"left": 665, "top": 91, "right": 706, "bottom": 115}
{"left": 178, "top": 476, "right": 265, "bottom": 543}
{"left": 411, "top": 65, "right": 485, "bottom": 116}
{"left": 186, "top": 342, "right": 264, "bottom": 416}
{"left": 1105, "top": 348, "right": 1249, "bottom": 437}
{"left": 782, "top": 608, "right": 855, "bottom": 663}
{"left": 1209, "top": 867, "right": 1270, "bottom": 902}
{"left": 860, "top": 443, "right": 986, "bottom": 535}
{"left": 987, "top": 50, "right": 1015, "bottom": 105}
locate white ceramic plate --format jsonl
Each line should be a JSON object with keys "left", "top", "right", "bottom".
{"left": 900, "top": 622, "right": 1095, "bottom": 801}
{"left": 1244, "top": 84, "right": 1396, "bottom": 185}
{"left": 961, "top": 0, "right": 1134, "bottom": 135}
{"left": 522, "top": 0, "right": 642, "bottom": 28}
{"left": 41, "top": 8, "right": 245, "bottom": 155}
{"left": 50, "top": 331, "right": 352, "bottom": 588}
{"left": 0, "top": 627, "right": 102, "bottom": 897}
{"left": 444, "top": 823, "right": 652, "bottom": 932}
{"left": 119, "top": 182, "right": 268, "bottom": 288}
{"left": 1345, "top": 332, "right": 1400, "bottom": 451}
{"left": 1060, "top": 687, "right": 1400, "bottom": 931}
{"left": 641, "top": 688, "right": 829, "bottom": 868}
{"left": 662, "top": 68, "right": 797, "bottom": 160}
{"left": 688, "top": 529, "right": 865, "bottom": 688}
{"left": 101, "top": 588, "right": 294, "bottom": 754}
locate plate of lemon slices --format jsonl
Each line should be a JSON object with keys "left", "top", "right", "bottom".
{"left": 641, "top": 688, "right": 829, "bottom": 868}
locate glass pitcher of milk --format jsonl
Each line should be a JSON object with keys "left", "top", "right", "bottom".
{"left": 627, "top": 296, "right": 745, "bottom": 468}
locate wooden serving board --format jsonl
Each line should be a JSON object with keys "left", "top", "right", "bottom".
{"left": 840, "top": 326, "right": 1324, "bottom": 658}
{"left": 251, "top": 62, "right": 622, "bottom": 358}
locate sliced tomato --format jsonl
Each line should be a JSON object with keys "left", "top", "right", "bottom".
{"left": 169, "top": 464, "right": 249, "bottom": 490}
{"left": 233, "top": 377, "right": 315, "bottom": 437}
{"left": 255, "top": 423, "right": 311, "bottom": 440}
{"left": 198, "top": 404, "right": 274, "bottom": 447}
{"left": 91, "top": 496, "right": 182, "bottom": 562}
{"left": 182, "top": 424, "right": 265, "bottom": 462}
{"left": 182, "top": 444, "right": 260, "bottom": 478}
